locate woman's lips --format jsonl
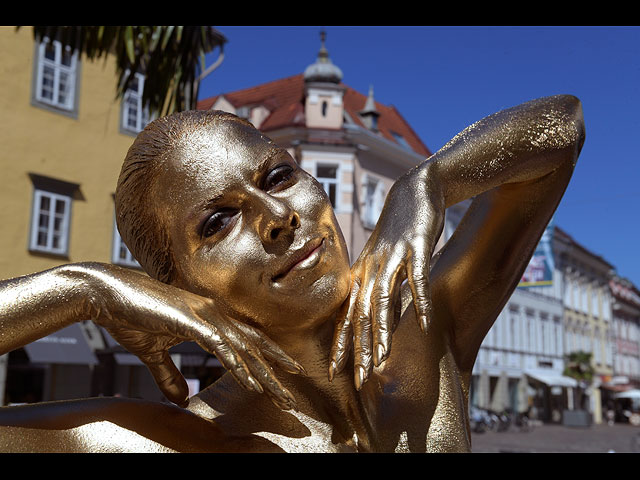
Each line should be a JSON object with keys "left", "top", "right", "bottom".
{"left": 272, "top": 237, "right": 325, "bottom": 281}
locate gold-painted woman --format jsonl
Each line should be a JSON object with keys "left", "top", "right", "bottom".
{"left": 0, "top": 95, "right": 584, "bottom": 452}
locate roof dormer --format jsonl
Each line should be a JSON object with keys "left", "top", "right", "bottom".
{"left": 359, "top": 85, "right": 380, "bottom": 132}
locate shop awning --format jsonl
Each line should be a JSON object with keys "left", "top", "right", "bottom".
{"left": 614, "top": 389, "right": 640, "bottom": 400}
{"left": 24, "top": 324, "right": 98, "bottom": 365}
{"left": 525, "top": 369, "right": 577, "bottom": 388}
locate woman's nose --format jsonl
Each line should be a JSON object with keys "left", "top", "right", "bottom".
{"left": 255, "top": 194, "right": 300, "bottom": 245}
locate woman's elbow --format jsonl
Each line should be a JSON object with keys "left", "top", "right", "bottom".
{"left": 556, "top": 94, "right": 586, "bottom": 152}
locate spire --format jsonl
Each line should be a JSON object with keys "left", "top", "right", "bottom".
{"left": 361, "top": 85, "right": 379, "bottom": 115}
{"left": 304, "top": 30, "right": 343, "bottom": 84}
{"left": 360, "top": 84, "right": 380, "bottom": 131}
{"left": 317, "top": 30, "right": 329, "bottom": 63}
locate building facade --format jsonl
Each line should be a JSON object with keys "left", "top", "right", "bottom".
{"left": 550, "top": 227, "right": 614, "bottom": 423}
{"left": 609, "top": 275, "right": 640, "bottom": 390}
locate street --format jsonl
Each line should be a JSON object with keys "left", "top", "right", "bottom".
{"left": 471, "top": 422, "right": 640, "bottom": 453}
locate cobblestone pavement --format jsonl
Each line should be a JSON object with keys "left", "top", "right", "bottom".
{"left": 470, "top": 422, "right": 640, "bottom": 453}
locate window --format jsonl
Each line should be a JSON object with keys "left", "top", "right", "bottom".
{"left": 29, "top": 189, "right": 71, "bottom": 255}
{"left": 602, "top": 293, "right": 611, "bottom": 321}
{"left": 581, "top": 285, "right": 588, "bottom": 313}
{"left": 112, "top": 216, "right": 140, "bottom": 268}
{"left": 591, "top": 291, "right": 599, "bottom": 317}
{"left": 315, "top": 164, "right": 339, "bottom": 208}
{"left": 362, "top": 175, "right": 385, "bottom": 229}
{"left": 390, "top": 131, "right": 411, "bottom": 151}
{"left": 121, "top": 73, "right": 150, "bottom": 134}
{"left": 236, "top": 106, "right": 251, "bottom": 119}
{"left": 34, "top": 37, "right": 78, "bottom": 112}
{"left": 594, "top": 328, "right": 602, "bottom": 363}
{"left": 509, "top": 315, "right": 516, "bottom": 350}
{"left": 564, "top": 279, "right": 573, "bottom": 308}
{"left": 527, "top": 314, "right": 535, "bottom": 352}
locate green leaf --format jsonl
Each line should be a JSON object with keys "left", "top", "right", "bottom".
{"left": 149, "top": 27, "right": 162, "bottom": 52}
{"left": 161, "top": 26, "right": 175, "bottom": 50}
{"left": 124, "top": 26, "right": 135, "bottom": 64}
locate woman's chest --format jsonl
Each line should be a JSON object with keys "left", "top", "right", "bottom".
{"left": 361, "top": 323, "right": 472, "bottom": 452}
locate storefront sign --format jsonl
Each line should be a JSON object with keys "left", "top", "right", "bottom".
{"left": 24, "top": 323, "right": 98, "bottom": 365}
{"left": 519, "top": 219, "right": 554, "bottom": 287}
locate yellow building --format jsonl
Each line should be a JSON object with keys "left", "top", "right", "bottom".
{"left": 0, "top": 27, "right": 144, "bottom": 276}
{"left": 553, "top": 226, "right": 615, "bottom": 424}
{"left": 0, "top": 26, "right": 157, "bottom": 405}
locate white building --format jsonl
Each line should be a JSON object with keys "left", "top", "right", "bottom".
{"left": 472, "top": 284, "right": 571, "bottom": 422}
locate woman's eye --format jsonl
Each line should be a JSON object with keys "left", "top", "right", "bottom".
{"left": 202, "top": 208, "right": 238, "bottom": 238}
{"left": 264, "top": 164, "right": 294, "bottom": 191}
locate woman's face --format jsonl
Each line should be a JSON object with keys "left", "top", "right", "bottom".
{"left": 153, "top": 119, "right": 351, "bottom": 332}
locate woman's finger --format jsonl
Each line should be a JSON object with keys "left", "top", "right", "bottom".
{"left": 192, "top": 322, "right": 267, "bottom": 394}
{"left": 329, "top": 274, "right": 360, "bottom": 381}
{"left": 352, "top": 270, "right": 375, "bottom": 390}
{"left": 223, "top": 325, "right": 300, "bottom": 410}
{"left": 370, "top": 257, "right": 404, "bottom": 366}
{"left": 140, "top": 350, "right": 190, "bottom": 408}
{"left": 406, "top": 243, "right": 433, "bottom": 334}
{"left": 172, "top": 302, "right": 299, "bottom": 410}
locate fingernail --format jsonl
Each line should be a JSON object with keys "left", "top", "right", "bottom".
{"left": 328, "top": 360, "right": 337, "bottom": 382}
{"left": 374, "top": 344, "right": 386, "bottom": 366}
{"left": 272, "top": 397, "right": 289, "bottom": 411}
{"left": 281, "top": 390, "right": 298, "bottom": 411}
{"left": 295, "top": 361, "right": 308, "bottom": 376}
{"left": 354, "top": 365, "right": 366, "bottom": 391}
{"left": 420, "top": 316, "right": 429, "bottom": 333}
{"left": 248, "top": 376, "right": 263, "bottom": 394}
{"left": 283, "top": 360, "right": 307, "bottom": 376}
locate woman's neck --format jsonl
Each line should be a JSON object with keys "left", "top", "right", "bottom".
{"left": 265, "top": 315, "right": 373, "bottom": 448}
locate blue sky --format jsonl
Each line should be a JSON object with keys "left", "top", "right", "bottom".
{"left": 198, "top": 26, "right": 640, "bottom": 287}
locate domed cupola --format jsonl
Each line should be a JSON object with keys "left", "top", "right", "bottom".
{"left": 303, "top": 31, "right": 345, "bottom": 129}
{"left": 304, "top": 31, "right": 343, "bottom": 84}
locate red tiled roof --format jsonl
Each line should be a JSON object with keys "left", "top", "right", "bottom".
{"left": 341, "top": 86, "right": 431, "bottom": 157}
{"left": 196, "top": 74, "right": 306, "bottom": 130}
{"left": 196, "top": 74, "right": 431, "bottom": 157}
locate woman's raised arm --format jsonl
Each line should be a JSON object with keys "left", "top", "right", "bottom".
{"left": 330, "top": 94, "right": 585, "bottom": 386}
{"left": 0, "top": 262, "right": 304, "bottom": 409}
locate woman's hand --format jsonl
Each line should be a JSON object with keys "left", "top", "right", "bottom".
{"left": 329, "top": 163, "right": 445, "bottom": 389}
{"left": 85, "top": 265, "right": 304, "bottom": 410}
